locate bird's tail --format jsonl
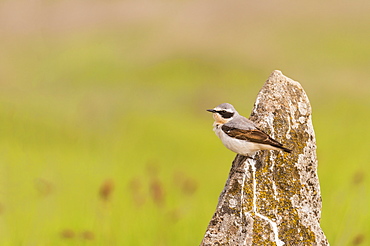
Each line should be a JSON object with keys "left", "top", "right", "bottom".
{"left": 280, "top": 146, "right": 292, "bottom": 153}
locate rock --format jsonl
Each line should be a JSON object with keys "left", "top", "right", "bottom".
{"left": 201, "top": 70, "right": 329, "bottom": 246}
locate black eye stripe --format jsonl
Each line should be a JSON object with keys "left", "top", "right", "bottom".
{"left": 217, "top": 110, "right": 234, "bottom": 119}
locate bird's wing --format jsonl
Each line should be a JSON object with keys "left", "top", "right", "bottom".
{"left": 221, "top": 125, "right": 292, "bottom": 154}
{"left": 221, "top": 125, "right": 280, "bottom": 145}
{"left": 222, "top": 116, "right": 292, "bottom": 152}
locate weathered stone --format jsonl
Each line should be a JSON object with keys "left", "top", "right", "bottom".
{"left": 201, "top": 70, "right": 329, "bottom": 246}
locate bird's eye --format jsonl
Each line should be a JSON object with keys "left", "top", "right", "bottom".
{"left": 218, "top": 110, "right": 234, "bottom": 119}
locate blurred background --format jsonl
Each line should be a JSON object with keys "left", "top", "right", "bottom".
{"left": 0, "top": 0, "right": 369, "bottom": 245}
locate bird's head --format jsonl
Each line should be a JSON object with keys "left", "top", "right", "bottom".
{"left": 207, "top": 103, "right": 238, "bottom": 124}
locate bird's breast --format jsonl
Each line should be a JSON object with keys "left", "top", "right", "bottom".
{"left": 213, "top": 126, "right": 262, "bottom": 155}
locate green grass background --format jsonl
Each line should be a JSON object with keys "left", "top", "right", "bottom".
{"left": 1, "top": 0, "right": 370, "bottom": 245}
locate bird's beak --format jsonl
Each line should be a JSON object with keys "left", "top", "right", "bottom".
{"left": 207, "top": 109, "right": 216, "bottom": 113}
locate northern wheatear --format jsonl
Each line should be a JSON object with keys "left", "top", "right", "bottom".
{"left": 207, "top": 103, "right": 291, "bottom": 156}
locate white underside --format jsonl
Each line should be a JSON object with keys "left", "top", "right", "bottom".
{"left": 214, "top": 124, "right": 279, "bottom": 156}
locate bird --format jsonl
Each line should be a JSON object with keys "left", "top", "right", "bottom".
{"left": 207, "top": 103, "right": 292, "bottom": 157}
